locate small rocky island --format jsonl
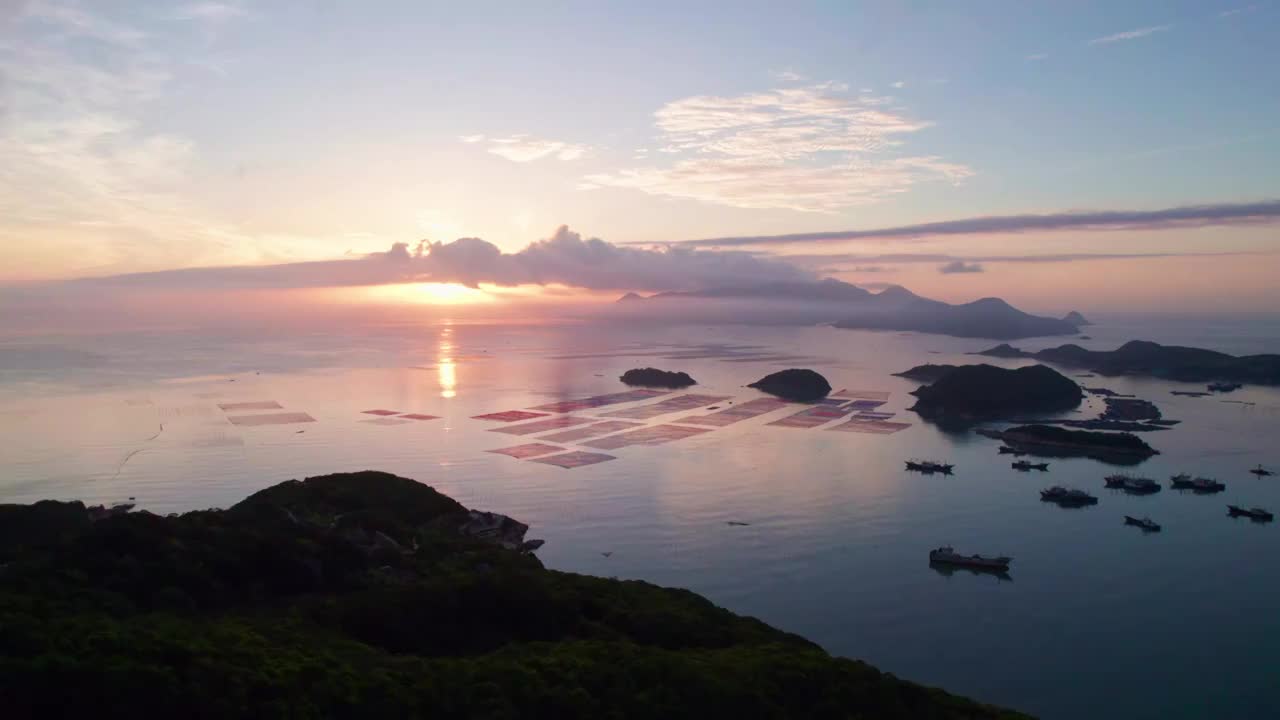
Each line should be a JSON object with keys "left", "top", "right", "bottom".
{"left": 620, "top": 367, "right": 697, "bottom": 388}
{"left": 0, "top": 472, "right": 1027, "bottom": 718}
{"left": 904, "top": 364, "right": 1084, "bottom": 419}
{"left": 978, "top": 425, "right": 1158, "bottom": 463}
{"left": 974, "top": 340, "right": 1280, "bottom": 385}
{"left": 747, "top": 368, "right": 832, "bottom": 402}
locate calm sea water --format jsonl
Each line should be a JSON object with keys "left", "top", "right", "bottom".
{"left": 2, "top": 315, "right": 1278, "bottom": 720}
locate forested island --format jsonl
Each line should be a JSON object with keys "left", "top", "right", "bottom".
{"left": 0, "top": 472, "right": 1028, "bottom": 719}
{"left": 975, "top": 340, "right": 1280, "bottom": 384}
{"left": 903, "top": 364, "right": 1084, "bottom": 419}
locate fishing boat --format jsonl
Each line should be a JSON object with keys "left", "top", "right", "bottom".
{"left": 1250, "top": 465, "right": 1274, "bottom": 477}
{"left": 1040, "top": 486, "right": 1099, "bottom": 506}
{"left": 905, "top": 460, "right": 954, "bottom": 475}
{"left": 998, "top": 446, "right": 1026, "bottom": 456}
{"left": 1227, "top": 505, "right": 1274, "bottom": 521}
{"left": 1011, "top": 460, "right": 1049, "bottom": 471}
{"left": 1207, "top": 381, "right": 1242, "bottom": 393}
{"left": 1124, "top": 516, "right": 1161, "bottom": 531}
{"left": 1170, "top": 475, "right": 1225, "bottom": 493}
{"left": 1104, "top": 475, "right": 1160, "bottom": 494}
{"left": 928, "top": 546, "right": 1011, "bottom": 571}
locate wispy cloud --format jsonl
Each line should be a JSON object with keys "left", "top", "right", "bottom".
{"left": 1088, "top": 24, "right": 1171, "bottom": 45}
{"left": 1219, "top": 5, "right": 1259, "bottom": 17}
{"left": 890, "top": 80, "right": 906, "bottom": 89}
{"left": 173, "top": 2, "right": 249, "bottom": 23}
{"left": 463, "top": 134, "right": 591, "bottom": 162}
{"left": 938, "top": 260, "right": 984, "bottom": 274}
{"left": 583, "top": 82, "right": 971, "bottom": 213}
{"left": 1026, "top": 53, "right": 1049, "bottom": 61}
{"left": 663, "top": 200, "right": 1280, "bottom": 248}
{"left": 781, "top": 251, "right": 1257, "bottom": 270}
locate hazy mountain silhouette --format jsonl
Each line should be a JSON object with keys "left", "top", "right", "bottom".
{"left": 614, "top": 279, "right": 1079, "bottom": 339}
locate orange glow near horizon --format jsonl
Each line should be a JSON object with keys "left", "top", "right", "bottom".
{"left": 347, "top": 282, "right": 620, "bottom": 306}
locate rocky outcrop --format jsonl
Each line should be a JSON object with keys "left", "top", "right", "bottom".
{"left": 1063, "top": 311, "right": 1091, "bottom": 326}
{"left": 620, "top": 367, "right": 697, "bottom": 388}
{"left": 908, "top": 364, "right": 1083, "bottom": 419}
{"left": 979, "top": 424, "right": 1157, "bottom": 462}
{"left": 747, "top": 369, "right": 831, "bottom": 402}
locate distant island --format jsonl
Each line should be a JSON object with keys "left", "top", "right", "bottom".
{"left": 903, "top": 364, "right": 1084, "bottom": 419}
{"left": 748, "top": 368, "right": 832, "bottom": 401}
{"left": 620, "top": 367, "right": 697, "bottom": 388}
{"left": 974, "top": 340, "right": 1280, "bottom": 384}
{"left": 1062, "top": 311, "right": 1091, "bottom": 326}
{"left": 978, "top": 424, "right": 1158, "bottom": 463}
{"left": 612, "top": 279, "right": 1084, "bottom": 340}
{"left": 0, "top": 472, "right": 1027, "bottom": 718}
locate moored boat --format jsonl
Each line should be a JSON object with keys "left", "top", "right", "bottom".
{"left": 1207, "top": 381, "right": 1242, "bottom": 393}
{"left": 1105, "top": 474, "right": 1160, "bottom": 494}
{"left": 1124, "top": 515, "right": 1161, "bottom": 531}
{"left": 1011, "top": 460, "right": 1049, "bottom": 471}
{"left": 928, "top": 546, "right": 1011, "bottom": 570}
{"left": 1250, "top": 465, "right": 1274, "bottom": 477}
{"left": 905, "top": 460, "right": 954, "bottom": 475}
{"left": 998, "top": 446, "right": 1026, "bottom": 456}
{"left": 1227, "top": 505, "right": 1274, "bottom": 521}
{"left": 1040, "top": 486, "right": 1099, "bottom": 506}
{"left": 1170, "top": 475, "right": 1225, "bottom": 493}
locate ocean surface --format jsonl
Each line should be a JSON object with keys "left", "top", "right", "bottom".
{"left": 2, "top": 314, "right": 1278, "bottom": 720}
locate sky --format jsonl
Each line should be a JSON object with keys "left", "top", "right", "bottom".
{"left": 2, "top": 0, "right": 1279, "bottom": 314}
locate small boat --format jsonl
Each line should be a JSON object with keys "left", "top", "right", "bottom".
{"left": 928, "top": 546, "right": 1011, "bottom": 571}
{"left": 905, "top": 460, "right": 954, "bottom": 475}
{"left": 998, "top": 446, "right": 1026, "bottom": 456}
{"left": 1207, "top": 381, "right": 1242, "bottom": 393}
{"left": 1040, "top": 486, "right": 1099, "bottom": 506}
{"left": 1170, "top": 475, "right": 1225, "bottom": 493}
{"left": 1124, "top": 515, "right": 1161, "bottom": 532}
{"left": 1104, "top": 475, "right": 1160, "bottom": 494}
{"left": 1228, "top": 505, "right": 1274, "bottom": 521}
{"left": 1250, "top": 465, "right": 1274, "bottom": 477}
{"left": 1011, "top": 460, "right": 1049, "bottom": 471}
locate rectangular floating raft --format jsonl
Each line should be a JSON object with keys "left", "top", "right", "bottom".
{"left": 678, "top": 397, "right": 792, "bottom": 427}
{"left": 599, "top": 394, "right": 731, "bottom": 420}
{"left": 538, "top": 420, "right": 644, "bottom": 443}
{"left": 490, "top": 416, "right": 596, "bottom": 436}
{"left": 529, "top": 451, "right": 617, "bottom": 469}
{"left": 827, "top": 418, "right": 912, "bottom": 435}
{"left": 528, "top": 389, "right": 669, "bottom": 414}
{"left": 582, "top": 424, "right": 712, "bottom": 449}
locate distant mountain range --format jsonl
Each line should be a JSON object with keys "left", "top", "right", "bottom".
{"left": 613, "top": 279, "right": 1083, "bottom": 340}
{"left": 975, "top": 340, "right": 1280, "bottom": 384}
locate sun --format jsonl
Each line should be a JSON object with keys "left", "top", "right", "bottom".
{"left": 414, "top": 282, "right": 488, "bottom": 304}
{"left": 360, "top": 282, "right": 493, "bottom": 305}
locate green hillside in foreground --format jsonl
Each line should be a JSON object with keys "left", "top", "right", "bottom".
{"left": 0, "top": 471, "right": 1031, "bottom": 719}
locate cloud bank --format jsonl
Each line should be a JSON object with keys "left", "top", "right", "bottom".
{"left": 583, "top": 83, "right": 971, "bottom": 212}
{"left": 462, "top": 134, "right": 590, "bottom": 162}
{"left": 667, "top": 200, "right": 1280, "bottom": 248}
{"left": 66, "top": 226, "right": 813, "bottom": 292}
{"left": 938, "top": 260, "right": 983, "bottom": 274}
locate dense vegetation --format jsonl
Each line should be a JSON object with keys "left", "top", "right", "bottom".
{"left": 907, "top": 364, "right": 1083, "bottom": 418}
{"left": 748, "top": 368, "right": 832, "bottom": 402}
{"left": 975, "top": 340, "right": 1280, "bottom": 384}
{"left": 0, "top": 472, "right": 1028, "bottom": 719}
{"left": 620, "top": 367, "right": 697, "bottom": 388}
